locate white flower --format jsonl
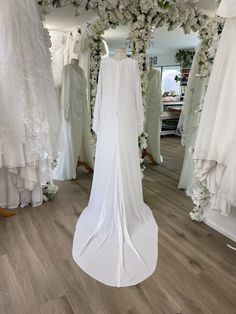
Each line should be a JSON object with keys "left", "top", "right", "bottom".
{"left": 47, "top": 183, "right": 59, "bottom": 194}
{"left": 189, "top": 206, "right": 204, "bottom": 222}
{"left": 43, "top": 195, "right": 49, "bottom": 202}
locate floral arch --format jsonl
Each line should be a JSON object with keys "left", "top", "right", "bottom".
{"left": 85, "top": 1, "right": 222, "bottom": 112}
{"left": 39, "top": 0, "right": 224, "bottom": 218}
{"left": 82, "top": 1, "right": 224, "bottom": 218}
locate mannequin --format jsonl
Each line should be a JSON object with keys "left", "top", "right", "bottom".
{"left": 54, "top": 54, "right": 93, "bottom": 180}
{"left": 113, "top": 48, "right": 126, "bottom": 60}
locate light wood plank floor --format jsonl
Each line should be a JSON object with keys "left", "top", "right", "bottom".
{"left": 0, "top": 137, "right": 236, "bottom": 314}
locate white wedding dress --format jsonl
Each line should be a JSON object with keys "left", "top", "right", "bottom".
{"left": 145, "top": 69, "right": 163, "bottom": 164}
{"left": 0, "top": 0, "right": 60, "bottom": 208}
{"left": 179, "top": 44, "right": 203, "bottom": 194}
{"left": 54, "top": 63, "right": 93, "bottom": 180}
{"left": 193, "top": 0, "right": 236, "bottom": 215}
{"left": 72, "top": 57, "right": 158, "bottom": 287}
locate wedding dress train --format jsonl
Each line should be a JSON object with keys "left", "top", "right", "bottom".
{"left": 72, "top": 57, "right": 158, "bottom": 287}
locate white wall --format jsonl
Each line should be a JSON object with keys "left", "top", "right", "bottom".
{"left": 205, "top": 207, "right": 236, "bottom": 243}
{"left": 148, "top": 50, "right": 179, "bottom": 67}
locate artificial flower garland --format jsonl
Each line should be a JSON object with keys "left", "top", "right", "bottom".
{"left": 39, "top": 0, "right": 224, "bottom": 218}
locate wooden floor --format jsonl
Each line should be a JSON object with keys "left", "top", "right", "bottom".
{"left": 0, "top": 136, "right": 236, "bottom": 314}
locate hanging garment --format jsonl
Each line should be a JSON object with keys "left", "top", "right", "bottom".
{"left": 72, "top": 57, "right": 158, "bottom": 287}
{"left": 193, "top": 0, "right": 236, "bottom": 215}
{"left": 0, "top": 0, "right": 60, "bottom": 209}
{"left": 145, "top": 69, "right": 163, "bottom": 164}
{"left": 54, "top": 63, "right": 94, "bottom": 180}
{"left": 178, "top": 44, "right": 203, "bottom": 193}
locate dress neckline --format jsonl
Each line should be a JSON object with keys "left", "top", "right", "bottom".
{"left": 108, "top": 57, "right": 129, "bottom": 63}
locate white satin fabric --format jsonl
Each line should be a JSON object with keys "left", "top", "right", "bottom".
{"left": 179, "top": 44, "right": 203, "bottom": 193}
{"left": 54, "top": 64, "right": 93, "bottom": 180}
{"left": 0, "top": 0, "right": 60, "bottom": 208}
{"left": 193, "top": 0, "right": 236, "bottom": 215}
{"left": 145, "top": 69, "right": 163, "bottom": 164}
{"left": 72, "top": 57, "right": 158, "bottom": 287}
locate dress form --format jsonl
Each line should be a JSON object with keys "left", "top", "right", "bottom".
{"left": 113, "top": 48, "right": 126, "bottom": 60}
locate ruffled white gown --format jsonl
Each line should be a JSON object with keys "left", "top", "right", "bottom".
{"left": 54, "top": 63, "right": 94, "bottom": 180}
{"left": 145, "top": 69, "right": 163, "bottom": 164}
{"left": 0, "top": 0, "right": 60, "bottom": 209}
{"left": 193, "top": 0, "right": 236, "bottom": 215}
{"left": 72, "top": 57, "right": 158, "bottom": 287}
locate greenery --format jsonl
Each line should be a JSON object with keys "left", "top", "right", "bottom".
{"left": 175, "top": 49, "right": 195, "bottom": 67}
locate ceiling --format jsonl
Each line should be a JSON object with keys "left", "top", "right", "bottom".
{"left": 45, "top": 0, "right": 219, "bottom": 30}
{"left": 44, "top": 0, "right": 218, "bottom": 53}
{"left": 45, "top": 7, "right": 97, "bottom": 30}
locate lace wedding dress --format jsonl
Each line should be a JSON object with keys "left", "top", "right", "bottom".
{"left": 72, "top": 57, "right": 158, "bottom": 287}
{"left": 0, "top": 0, "right": 60, "bottom": 208}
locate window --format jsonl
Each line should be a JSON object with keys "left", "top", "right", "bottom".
{"left": 154, "top": 65, "right": 181, "bottom": 96}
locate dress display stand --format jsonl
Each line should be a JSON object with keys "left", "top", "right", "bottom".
{"left": 0, "top": 0, "right": 60, "bottom": 211}
{"left": 193, "top": 0, "right": 236, "bottom": 241}
{"left": 145, "top": 68, "right": 163, "bottom": 164}
{"left": 0, "top": 208, "right": 16, "bottom": 217}
{"left": 72, "top": 48, "right": 158, "bottom": 287}
{"left": 54, "top": 57, "right": 93, "bottom": 180}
